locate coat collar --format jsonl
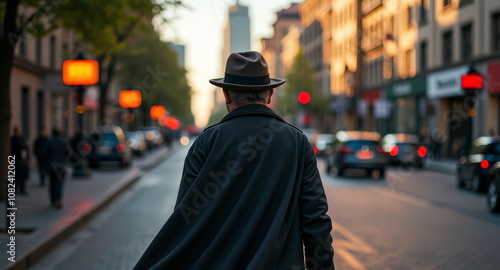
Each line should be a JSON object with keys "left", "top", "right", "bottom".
{"left": 205, "top": 104, "right": 286, "bottom": 131}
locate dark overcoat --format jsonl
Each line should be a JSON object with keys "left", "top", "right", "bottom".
{"left": 134, "top": 104, "right": 334, "bottom": 270}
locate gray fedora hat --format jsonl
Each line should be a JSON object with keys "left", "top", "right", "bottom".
{"left": 209, "top": 51, "right": 286, "bottom": 91}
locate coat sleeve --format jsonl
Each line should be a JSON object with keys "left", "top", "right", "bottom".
{"left": 299, "top": 139, "right": 335, "bottom": 270}
{"left": 175, "top": 134, "right": 207, "bottom": 208}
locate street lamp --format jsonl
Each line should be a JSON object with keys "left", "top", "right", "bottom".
{"left": 119, "top": 89, "right": 142, "bottom": 131}
{"left": 62, "top": 52, "right": 99, "bottom": 178}
{"left": 62, "top": 52, "right": 99, "bottom": 130}
{"left": 461, "top": 65, "right": 484, "bottom": 155}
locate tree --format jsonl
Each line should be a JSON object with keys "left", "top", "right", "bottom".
{"left": 117, "top": 25, "right": 194, "bottom": 125}
{"left": 55, "top": 0, "right": 183, "bottom": 123}
{"left": 0, "top": 0, "right": 64, "bottom": 200}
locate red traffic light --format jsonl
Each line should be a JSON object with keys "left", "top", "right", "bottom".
{"left": 461, "top": 73, "right": 483, "bottom": 90}
{"left": 298, "top": 91, "right": 311, "bottom": 104}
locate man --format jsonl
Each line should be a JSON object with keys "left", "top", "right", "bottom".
{"left": 33, "top": 128, "right": 48, "bottom": 187}
{"left": 11, "top": 127, "right": 29, "bottom": 195}
{"left": 134, "top": 51, "right": 334, "bottom": 269}
{"left": 43, "top": 128, "right": 69, "bottom": 209}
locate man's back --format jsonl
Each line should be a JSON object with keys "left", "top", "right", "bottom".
{"left": 135, "top": 104, "right": 333, "bottom": 270}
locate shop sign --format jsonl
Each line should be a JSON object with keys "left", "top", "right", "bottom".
{"left": 427, "top": 66, "right": 468, "bottom": 99}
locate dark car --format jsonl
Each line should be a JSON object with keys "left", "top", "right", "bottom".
{"left": 457, "top": 136, "right": 500, "bottom": 193}
{"left": 487, "top": 161, "right": 500, "bottom": 213}
{"left": 126, "top": 131, "right": 147, "bottom": 156}
{"left": 325, "top": 131, "right": 388, "bottom": 178}
{"left": 138, "top": 126, "right": 163, "bottom": 149}
{"left": 86, "top": 126, "right": 132, "bottom": 168}
{"left": 381, "top": 133, "right": 427, "bottom": 168}
{"left": 313, "top": 134, "right": 334, "bottom": 157}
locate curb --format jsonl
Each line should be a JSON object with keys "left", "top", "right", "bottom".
{"left": 2, "top": 146, "right": 176, "bottom": 270}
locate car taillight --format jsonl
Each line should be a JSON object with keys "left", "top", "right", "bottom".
{"left": 340, "top": 146, "right": 353, "bottom": 154}
{"left": 418, "top": 146, "right": 427, "bottom": 157}
{"left": 480, "top": 160, "right": 490, "bottom": 169}
{"left": 81, "top": 143, "right": 92, "bottom": 154}
{"left": 313, "top": 147, "right": 318, "bottom": 155}
{"left": 116, "top": 143, "right": 126, "bottom": 152}
{"left": 389, "top": 145, "right": 399, "bottom": 156}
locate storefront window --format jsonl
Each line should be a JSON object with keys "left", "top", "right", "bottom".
{"left": 396, "top": 97, "right": 416, "bottom": 133}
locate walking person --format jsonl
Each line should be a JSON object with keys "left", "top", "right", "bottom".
{"left": 33, "top": 128, "right": 48, "bottom": 187}
{"left": 10, "top": 127, "right": 30, "bottom": 195}
{"left": 43, "top": 128, "right": 69, "bottom": 209}
{"left": 134, "top": 51, "right": 334, "bottom": 269}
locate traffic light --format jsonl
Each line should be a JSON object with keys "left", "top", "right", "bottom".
{"left": 298, "top": 91, "right": 311, "bottom": 104}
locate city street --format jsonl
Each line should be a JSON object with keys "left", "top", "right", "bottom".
{"left": 29, "top": 141, "right": 500, "bottom": 270}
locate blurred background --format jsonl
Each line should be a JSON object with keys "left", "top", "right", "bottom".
{"left": 1, "top": 0, "right": 500, "bottom": 269}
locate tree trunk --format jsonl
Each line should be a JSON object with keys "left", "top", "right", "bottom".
{"left": 97, "top": 53, "right": 118, "bottom": 124}
{"left": 0, "top": 0, "right": 20, "bottom": 200}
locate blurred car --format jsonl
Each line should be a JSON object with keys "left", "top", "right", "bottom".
{"left": 457, "top": 136, "right": 500, "bottom": 193}
{"left": 325, "top": 131, "right": 388, "bottom": 178}
{"left": 126, "top": 131, "right": 147, "bottom": 156}
{"left": 381, "top": 133, "right": 427, "bottom": 168}
{"left": 487, "top": 161, "right": 500, "bottom": 213}
{"left": 138, "top": 126, "right": 163, "bottom": 149}
{"left": 86, "top": 126, "right": 132, "bottom": 168}
{"left": 313, "top": 134, "right": 334, "bottom": 156}
{"left": 300, "top": 128, "right": 319, "bottom": 153}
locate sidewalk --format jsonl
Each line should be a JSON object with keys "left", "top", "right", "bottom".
{"left": 423, "top": 158, "right": 457, "bottom": 175}
{"left": 0, "top": 145, "right": 175, "bottom": 270}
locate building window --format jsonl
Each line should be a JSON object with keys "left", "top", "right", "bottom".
{"left": 420, "top": 41, "right": 427, "bottom": 72}
{"left": 50, "top": 35, "right": 56, "bottom": 70}
{"left": 459, "top": 0, "right": 474, "bottom": 8}
{"left": 461, "top": 24, "right": 473, "bottom": 59}
{"left": 407, "top": 6, "right": 414, "bottom": 26}
{"left": 420, "top": 0, "right": 428, "bottom": 25}
{"left": 406, "top": 50, "right": 412, "bottom": 75}
{"left": 22, "top": 87, "right": 30, "bottom": 139}
{"left": 37, "top": 91, "right": 44, "bottom": 130}
{"left": 36, "top": 39, "right": 42, "bottom": 64}
{"left": 19, "top": 35, "right": 26, "bottom": 57}
{"left": 443, "top": 0, "right": 452, "bottom": 7}
{"left": 493, "top": 12, "right": 500, "bottom": 53}
{"left": 443, "top": 31, "right": 453, "bottom": 64}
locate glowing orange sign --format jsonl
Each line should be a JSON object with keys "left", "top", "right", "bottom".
{"left": 62, "top": 60, "right": 99, "bottom": 85}
{"left": 163, "top": 117, "right": 180, "bottom": 130}
{"left": 119, "top": 90, "right": 142, "bottom": 108}
{"left": 150, "top": 106, "right": 167, "bottom": 120}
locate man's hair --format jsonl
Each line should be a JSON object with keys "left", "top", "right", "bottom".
{"left": 224, "top": 88, "right": 271, "bottom": 106}
{"left": 52, "top": 127, "right": 61, "bottom": 137}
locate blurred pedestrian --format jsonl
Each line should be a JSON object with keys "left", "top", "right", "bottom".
{"left": 33, "top": 128, "right": 48, "bottom": 187}
{"left": 11, "top": 127, "right": 30, "bottom": 195}
{"left": 43, "top": 128, "right": 69, "bottom": 209}
{"left": 134, "top": 52, "right": 334, "bottom": 269}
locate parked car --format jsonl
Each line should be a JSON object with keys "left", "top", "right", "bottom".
{"left": 86, "top": 126, "right": 132, "bottom": 168}
{"left": 381, "top": 133, "right": 427, "bottom": 168}
{"left": 325, "top": 131, "right": 388, "bottom": 178}
{"left": 487, "top": 161, "right": 500, "bottom": 213}
{"left": 313, "top": 134, "right": 335, "bottom": 156}
{"left": 138, "top": 126, "right": 163, "bottom": 149}
{"left": 126, "top": 131, "right": 147, "bottom": 156}
{"left": 457, "top": 136, "right": 500, "bottom": 193}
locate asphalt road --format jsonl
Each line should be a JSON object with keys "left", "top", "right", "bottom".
{"left": 31, "top": 144, "right": 500, "bottom": 270}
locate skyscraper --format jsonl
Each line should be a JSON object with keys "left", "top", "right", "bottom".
{"left": 221, "top": 0, "right": 251, "bottom": 68}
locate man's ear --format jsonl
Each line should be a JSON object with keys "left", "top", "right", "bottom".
{"left": 222, "top": 89, "right": 232, "bottom": 104}
{"left": 267, "top": 89, "right": 274, "bottom": 104}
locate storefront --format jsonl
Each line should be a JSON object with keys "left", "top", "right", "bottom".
{"left": 384, "top": 76, "right": 426, "bottom": 136}
{"left": 488, "top": 61, "right": 500, "bottom": 135}
{"left": 427, "top": 66, "right": 469, "bottom": 158}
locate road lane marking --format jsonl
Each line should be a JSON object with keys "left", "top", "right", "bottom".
{"left": 372, "top": 188, "right": 433, "bottom": 208}
{"left": 332, "top": 221, "right": 376, "bottom": 270}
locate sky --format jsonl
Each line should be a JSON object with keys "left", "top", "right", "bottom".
{"left": 161, "top": 0, "right": 301, "bottom": 127}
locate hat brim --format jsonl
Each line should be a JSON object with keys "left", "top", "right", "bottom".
{"left": 209, "top": 78, "right": 285, "bottom": 91}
